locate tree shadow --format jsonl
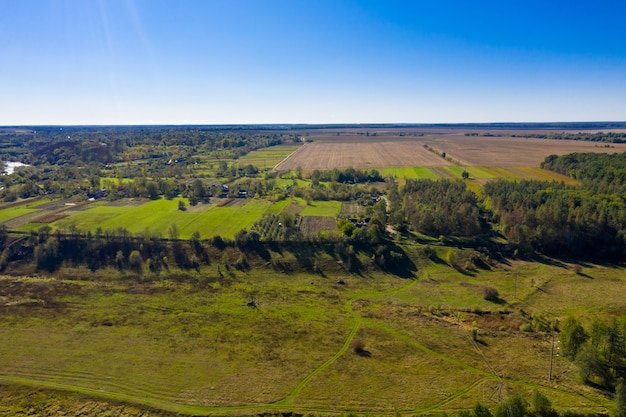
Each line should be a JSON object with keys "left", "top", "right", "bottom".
{"left": 355, "top": 349, "right": 372, "bottom": 358}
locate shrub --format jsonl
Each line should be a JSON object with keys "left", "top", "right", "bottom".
{"left": 520, "top": 323, "right": 533, "bottom": 332}
{"left": 483, "top": 286, "right": 500, "bottom": 302}
{"left": 350, "top": 338, "right": 366, "bottom": 354}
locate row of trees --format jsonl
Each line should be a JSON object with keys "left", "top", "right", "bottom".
{"left": 2, "top": 226, "right": 222, "bottom": 273}
{"left": 310, "top": 168, "right": 384, "bottom": 184}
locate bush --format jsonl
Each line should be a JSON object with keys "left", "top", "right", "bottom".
{"left": 350, "top": 338, "right": 366, "bottom": 355}
{"left": 483, "top": 286, "right": 499, "bottom": 302}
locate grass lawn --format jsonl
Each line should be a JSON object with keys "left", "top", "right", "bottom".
{"left": 300, "top": 201, "right": 342, "bottom": 217}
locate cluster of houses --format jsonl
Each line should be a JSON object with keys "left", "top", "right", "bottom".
{"left": 348, "top": 217, "right": 370, "bottom": 228}
{"left": 219, "top": 184, "right": 249, "bottom": 199}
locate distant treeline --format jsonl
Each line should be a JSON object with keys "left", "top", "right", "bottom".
{"left": 0, "top": 126, "right": 291, "bottom": 165}
{"left": 465, "top": 131, "right": 626, "bottom": 143}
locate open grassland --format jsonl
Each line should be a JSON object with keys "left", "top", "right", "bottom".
{"left": 0, "top": 255, "right": 622, "bottom": 415}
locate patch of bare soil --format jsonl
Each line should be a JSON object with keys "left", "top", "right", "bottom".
{"left": 275, "top": 141, "right": 451, "bottom": 170}
{"left": 218, "top": 198, "right": 246, "bottom": 207}
{"left": 300, "top": 216, "right": 336, "bottom": 238}
{"left": 0, "top": 277, "right": 83, "bottom": 307}
{"left": 106, "top": 198, "right": 149, "bottom": 207}
{"left": 33, "top": 213, "right": 68, "bottom": 223}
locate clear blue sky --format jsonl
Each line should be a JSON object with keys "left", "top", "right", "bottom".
{"left": 1, "top": 0, "right": 625, "bottom": 125}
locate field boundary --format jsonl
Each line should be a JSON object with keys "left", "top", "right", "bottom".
{"left": 273, "top": 143, "right": 308, "bottom": 170}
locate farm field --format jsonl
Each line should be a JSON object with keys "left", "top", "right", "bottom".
{"left": 276, "top": 134, "right": 626, "bottom": 170}
{"left": 4, "top": 197, "right": 343, "bottom": 239}
{"left": 429, "top": 135, "right": 626, "bottom": 167}
{"left": 237, "top": 144, "right": 301, "bottom": 168}
{"left": 20, "top": 198, "right": 274, "bottom": 239}
{"left": 300, "top": 200, "right": 342, "bottom": 217}
{"left": 274, "top": 141, "right": 453, "bottom": 171}
{"left": 0, "top": 198, "right": 51, "bottom": 224}
{"left": 0, "top": 258, "right": 621, "bottom": 414}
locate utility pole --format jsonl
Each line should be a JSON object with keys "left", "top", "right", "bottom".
{"left": 549, "top": 332, "right": 555, "bottom": 381}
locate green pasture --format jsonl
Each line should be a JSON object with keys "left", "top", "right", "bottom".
{"left": 475, "top": 167, "right": 521, "bottom": 180}
{"left": 444, "top": 166, "right": 497, "bottom": 180}
{"left": 378, "top": 167, "right": 437, "bottom": 179}
{"left": 16, "top": 196, "right": 343, "bottom": 239}
{"left": 48, "top": 198, "right": 276, "bottom": 239}
{"left": 0, "top": 198, "right": 50, "bottom": 224}
{"left": 99, "top": 177, "right": 134, "bottom": 187}
{"left": 516, "top": 167, "right": 580, "bottom": 184}
{"left": 300, "top": 200, "right": 342, "bottom": 217}
{"left": 375, "top": 165, "right": 578, "bottom": 186}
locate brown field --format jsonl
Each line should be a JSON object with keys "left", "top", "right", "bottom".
{"left": 33, "top": 212, "right": 69, "bottom": 223}
{"left": 431, "top": 135, "right": 626, "bottom": 167}
{"left": 299, "top": 216, "right": 336, "bottom": 238}
{"left": 275, "top": 142, "right": 451, "bottom": 170}
{"left": 340, "top": 202, "right": 366, "bottom": 218}
{"left": 276, "top": 132, "right": 626, "bottom": 170}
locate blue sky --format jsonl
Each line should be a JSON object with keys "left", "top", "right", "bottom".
{"left": 1, "top": 0, "right": 625, "bottom": 125}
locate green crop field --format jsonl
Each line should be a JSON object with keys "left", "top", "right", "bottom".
{"left": 52, "top": 198, "right": 274, "bottom": 239}
{"left": 0, "top": 198, "right": 50, "bottom": 224}
{"left": 379, "top": 167, "right": 437, "bottom": 179}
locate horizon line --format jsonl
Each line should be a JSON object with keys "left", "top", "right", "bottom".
{"left": 3, "top": 121, "right": 626, "bottom": 129}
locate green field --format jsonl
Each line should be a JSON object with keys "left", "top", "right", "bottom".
{"left": 237, "top": 145, "right": 301, "bottom": 167}
{"left": 300, "top": 200, "right": 342, "bottom": 217}
{"left": 46, "top": 198, "right": 274, "bottom": 239}
{"left": 0, "top": 256, "right": 619, "bottom": 414}
{"left": 376, "top": 165, "right": 576, "bottom": 185}
{"left": 0, "top": 198, "right": 51, "bottom": 223}
{"left": 379, "top": 167, "right": 438, "bottom": 179}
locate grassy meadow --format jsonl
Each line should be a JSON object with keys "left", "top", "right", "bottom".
{"left": 0, "top": 252, "right": 621, "bottom": 414}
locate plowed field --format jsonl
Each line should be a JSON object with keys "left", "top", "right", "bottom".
{"left": 274, "top": 142, "right": 450, "bottom": 170}
{"left": 275, "top": 134, "right": 626, "bottom": 170}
